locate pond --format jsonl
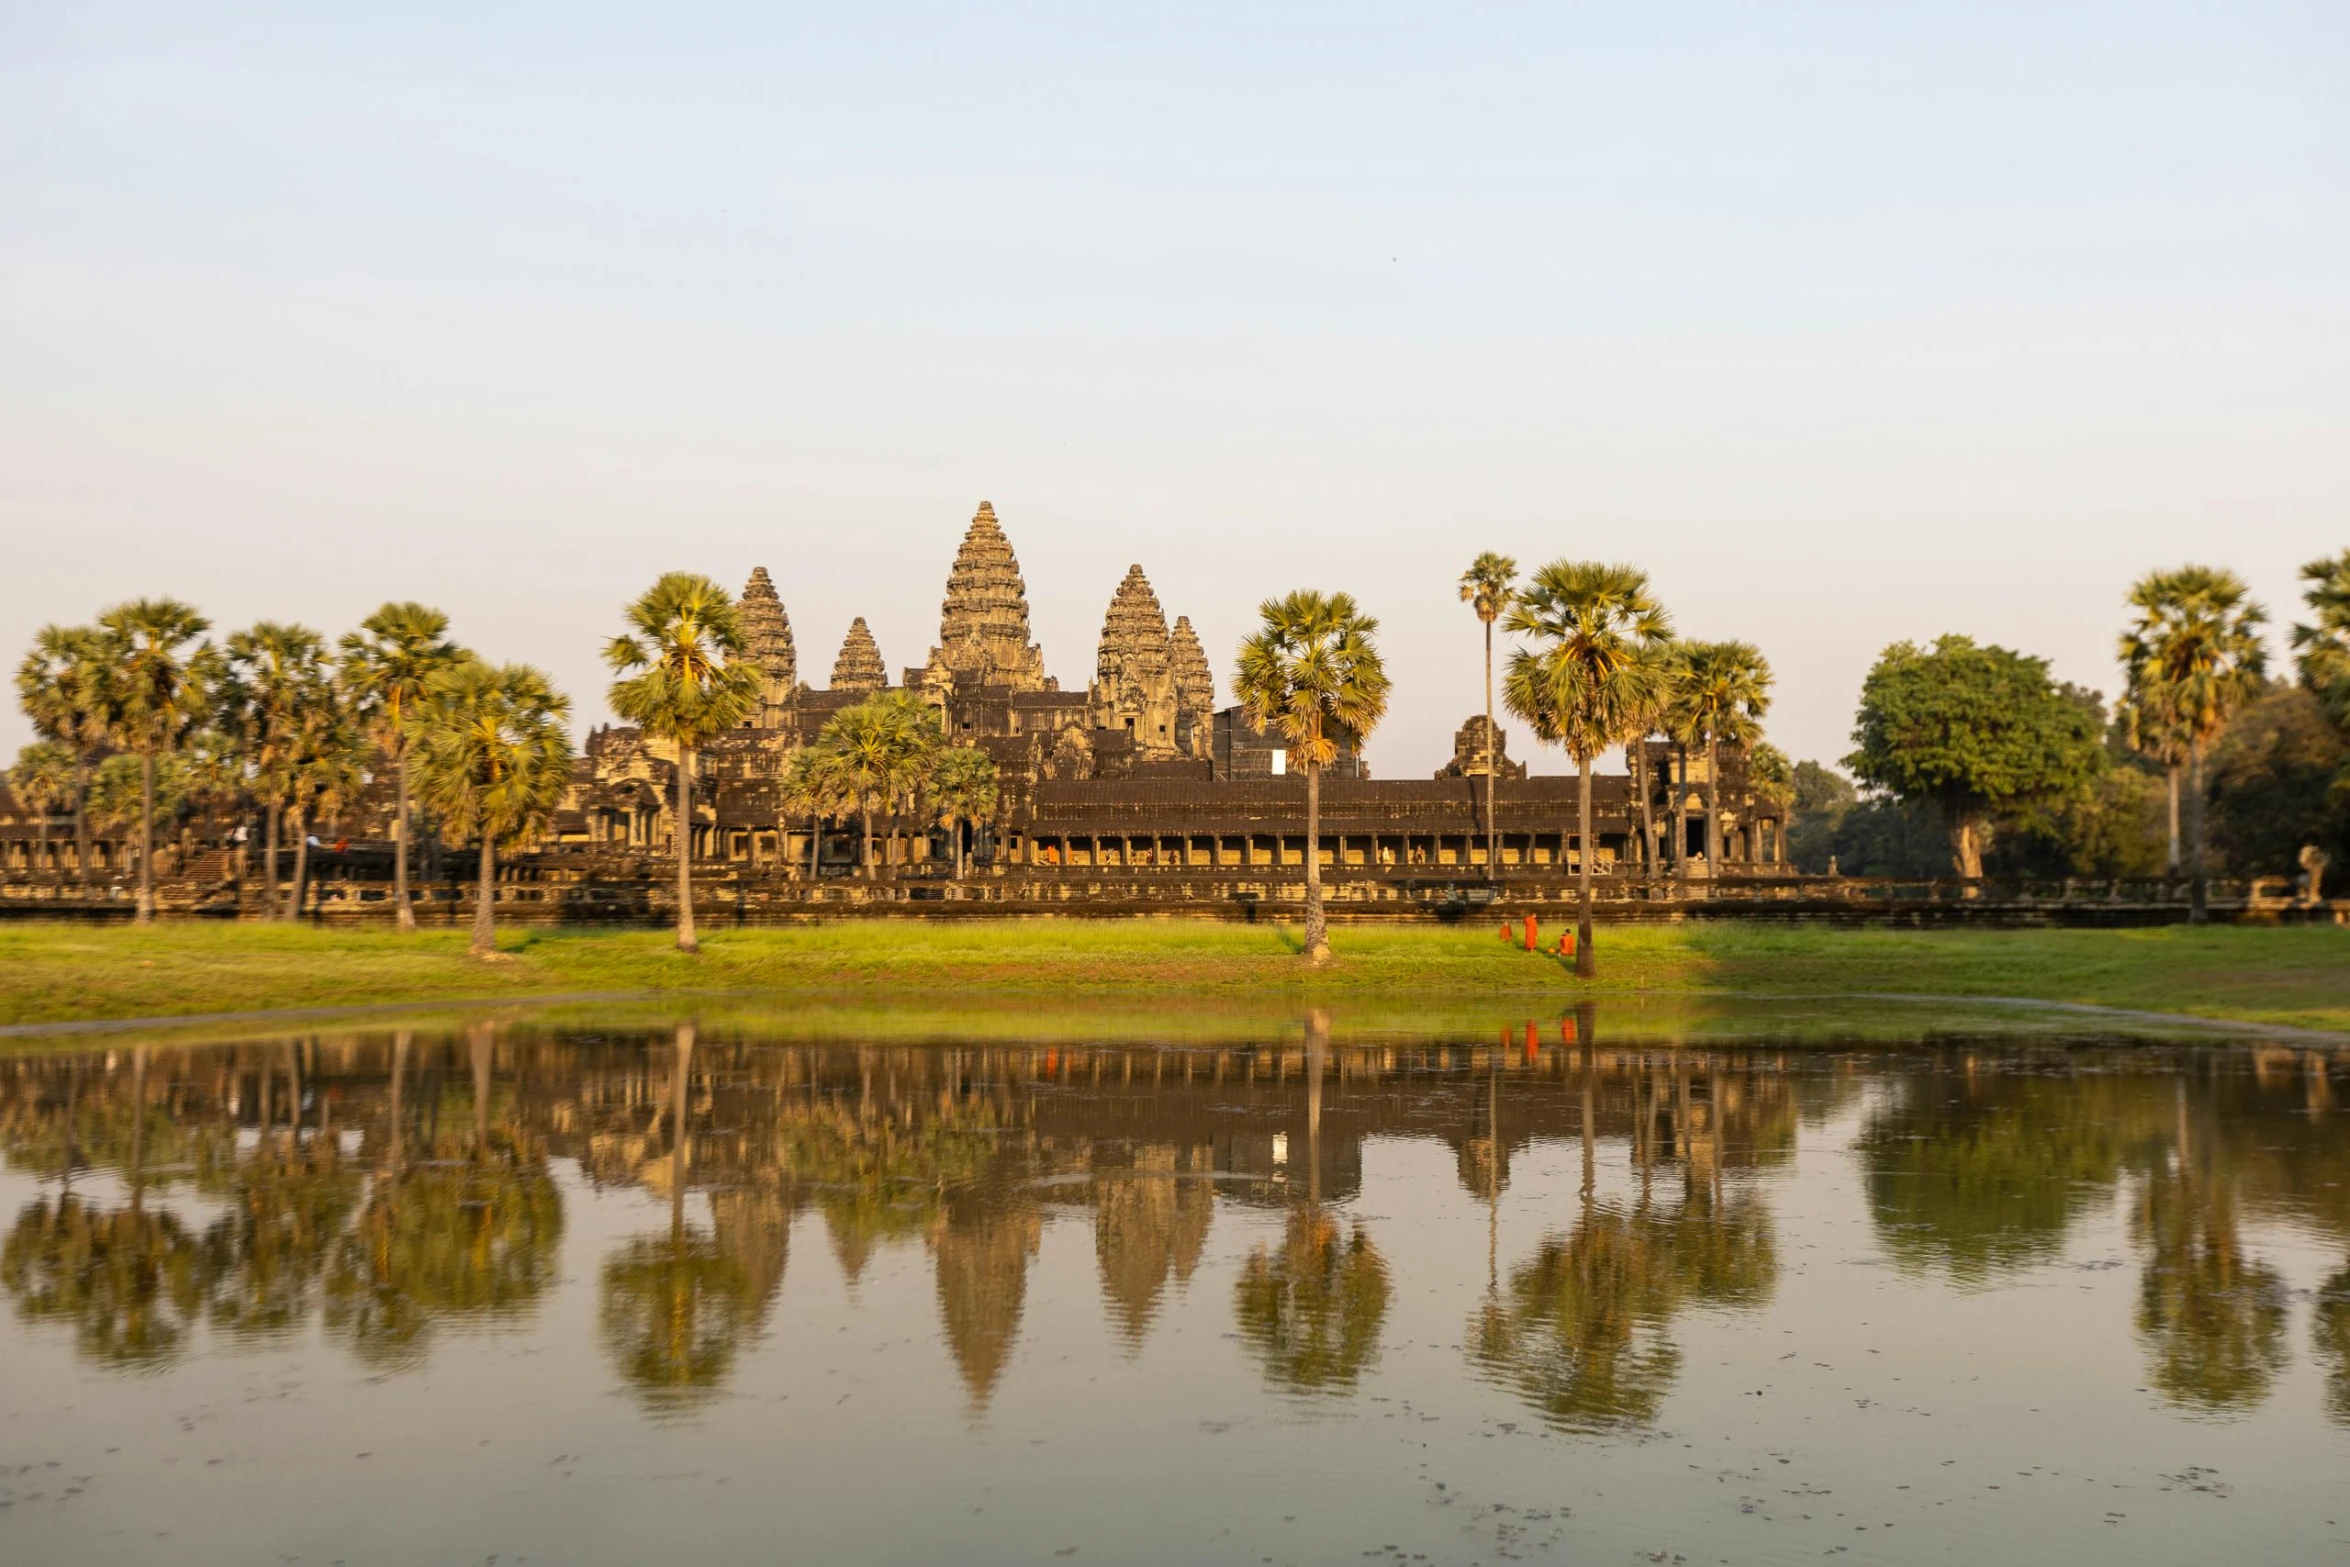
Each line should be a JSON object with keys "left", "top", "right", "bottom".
{"left": 2, "top": 1003, "right": 2346, "bottom": 1564}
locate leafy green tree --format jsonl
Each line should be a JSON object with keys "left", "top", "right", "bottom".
{"left": 2118, "top": 567, "right": 2268, "bottom": 921}
{"left": 13, "top": 625, "right": 110, "bottom": 886}
{"left": 814, "top": 692, "right": 943, "bottom": 882}
{"left": 1784, "top": 759, "right": 1856, "bottom": 873}
{"left": 408, "top": 662, "right": 573, "bottom": 957}
{"left": 91, "top": 600, "right": 220, "bottom": 923}
{"left": 925, "top": 744, "right": 999, "bottom": 880}
{"left": 224, "top": 623, "right": 333, "bottom": 919}
{"left": 1846, "top": 635, "right": 2103, "bottom": 880}
{"left": 2206, "top": 686, "right": 2350, "bottom": 879}
{"left": 605, "top": 574, "right": 763, "bottom": 952}
{"left": 1666, "top": 640, "right": 1773, "bottom": 871}
{"left": 2293, "top": 548, "right": 2350, "bottom": 727}
{"left": 8, "top": 742, "right": 77, "bottom": 872}
{"left": 341, "top": 603, "right": 467, "bottom": 932}
{"left": 1503, "top": 563, "right": 1672, "bottom": 974}
{"left": 1458, "top": 552, "right": 1518, "bottom": 881}
{"left": 1234, "top": 591, "right": 1391, "bottom": 964}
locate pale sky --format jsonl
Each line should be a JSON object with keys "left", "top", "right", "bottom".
{"left": 4, "top": 3, "right": 2344, "bottom": 777}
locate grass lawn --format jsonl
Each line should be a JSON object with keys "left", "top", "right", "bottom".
{"left": 0, "top": 918, "right": 2343, "bottom": 1033}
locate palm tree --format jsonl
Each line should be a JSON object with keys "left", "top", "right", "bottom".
{"left": 1668, "top": 640, "right": 1774, "bottom": 874}
{"left": 815, "top": 692, "right": 943, "bottom": 881}
{"left": 224, "top": 623, "right": 334, "bottom": 920}
{"left": 1458, "top": 553, "right": 1518, "bottom": 882}
{"left": 91, "top": 600, "right": 219, "bottom": 923}
{"left": 2290, "top": 548, "right": 2350, "bottom": 726}
{"left": 341, "top": 604, "right": 467, "bottom": 932}
{"left": 1503, "top": 562, "right": 1674, "bottom": 976}
{"left": 281, "top": 698, "right": 369, "bottom": 921}
{"left": 1233, "top": 591, "right": 1391, "bottom": 964}
{"left": 782, "top": 742, "right": 855, "bottom": 882}
{"left": 926, "top": 745, "right": 1000, "bottom": 881}
{"left": 15, "top": 625, "right": 114, "bottom": 887}
{"left": 408, "top": 662, "right": 573, "bottom": 957}
{"left": 8, "top": 743, "right": 76, "bottom": 874}
{"left": 2119, "top": 567, "right": 2268, "bottom": 923}
{"left": 605, "top": 574, "right": 763, "bottom": 953}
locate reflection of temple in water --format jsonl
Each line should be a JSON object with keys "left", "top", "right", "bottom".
{"left": 3, "top": 1030, "right": 2345, "bottom": 1425}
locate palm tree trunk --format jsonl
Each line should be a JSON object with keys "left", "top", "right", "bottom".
{"left": 1632, "top": 738, "right": 1656, "bottom": 879}
{"left": 1303, "top": 759, "right": 1329, "bottom": 962}
{"left": 675, "top": 748, "right": 699, "bottom": 952}
{"left": 135, "top": 750, "right": 157, "bottom": 923}
{"left": 388, "top": 1030, "right": 409, "bottom": 1178}
{"left": 860, "top": 799, "right": 876, "bottom": 882}
{"left": 954, "top": 816, "right": 967, "bottom": 880}
{"left": 471, "top": 832, "right": 498, "bottom": 956}
{"left": 1482, "top": 621, "right": 1497, "bottom": 885}
{"left": 2165, "top": 763, "right": 2181, "bottom": 878}
{"left": 1671, "top": 742, "right": 1690, "bottom": 895}
{"left": 264, "top": 803, "right": 282, "bottom": 920}
{"left": 2188, "top": 743, "right": 2208, "bottom": 924}
{"left": 72, "top": 758, "right": 91, "bottom": 889}
{"left": 394, "top": 748, "right": 416, "bottom": 933}
{"left": 1704, "top": 735, "right": 1722, "bottom": 876}
{"left": 287, "top": 809, "right": 310, "bottom": 922}
{"left": 808, "top": 812, "right": 822, "bottom": 880}
{"left": 1575, "top": 756, "right": 1596, "bottom": 977}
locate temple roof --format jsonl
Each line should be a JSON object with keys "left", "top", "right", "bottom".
{"left": 830, "top": 617, "right": 887, "bottom": 693}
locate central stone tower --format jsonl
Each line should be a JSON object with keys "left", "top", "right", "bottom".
{"left": 922, "top": 502, "right": 1052, "bottom": 696}
{"left": 1091, "top": 565, "right": 1212, "bottom": 762}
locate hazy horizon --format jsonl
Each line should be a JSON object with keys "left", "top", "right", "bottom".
{"left": 5, "top": 3, "right": 2344, "bottom": 778}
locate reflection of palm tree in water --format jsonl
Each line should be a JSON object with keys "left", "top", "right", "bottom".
{"left": 599, "top": 1023, "right": 758, "bottom": 1417}
{"left": 326, "top": 1026, "right": 563, "bottom": 1370}
{"left": 2, "top": 1048, "right": 216, "bottom": 1367}
{"left": 2316, "top": 1264, "right": 2350, "bottom": 1427}
{"left": 1468, "top": 1028, "right": 1774, "bottom": 1432}
{"left": 2134, "top": 1079, "right": 2287, "bottom": 1415}
{"left": 1233, "top": 1012, "right": 1392, "bottom": 1394}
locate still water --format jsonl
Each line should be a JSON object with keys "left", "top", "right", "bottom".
{"left": 2, "top": 1007, "right": 2346, "bottom": 1565}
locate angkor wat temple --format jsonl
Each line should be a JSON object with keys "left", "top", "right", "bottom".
{"left": 565, "top": 502, "right": 1789, "bottom": 900}
{"left": 0, "top": 502, "right": 1789, "bottom": 918}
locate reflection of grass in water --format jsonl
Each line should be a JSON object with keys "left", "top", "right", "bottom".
{"left": 2, "top": 921, "right": 2347, "bottom": 1033}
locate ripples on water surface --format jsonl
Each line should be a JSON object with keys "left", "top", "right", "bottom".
{"left": 2, "top": 1003, "right": 2347, "bottom": 1565}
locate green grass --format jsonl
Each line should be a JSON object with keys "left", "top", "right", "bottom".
{"left": 0, "top": 918, "right": 2343, "bottom": 1034}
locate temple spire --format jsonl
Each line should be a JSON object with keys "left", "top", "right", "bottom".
{"left": 830, "top": 617, "right": 887, "bottom": 693}
{"left": 926, "top": 501, "right": 1051, "bottom": 694}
